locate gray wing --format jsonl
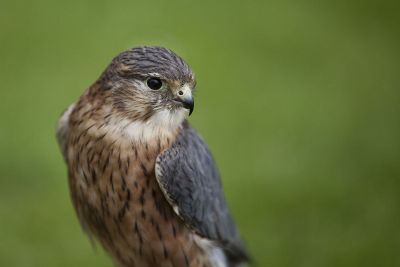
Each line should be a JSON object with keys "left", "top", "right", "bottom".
{"left": 155, "top": 121, "right": 249, "bottom": 265}
{"left": 56, "top": 104, "right": 75, "bottom": 161}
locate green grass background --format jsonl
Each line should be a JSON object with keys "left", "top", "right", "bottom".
{"left": 1, "top": 0, "right": 399, "bottom": 266}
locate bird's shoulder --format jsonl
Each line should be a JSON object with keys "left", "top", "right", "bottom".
{"left": 56, "top": 103, "right": 76, "bottom": 161}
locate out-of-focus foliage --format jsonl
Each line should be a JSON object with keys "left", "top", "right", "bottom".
{"left": 0, "top": 0, "right": 399, "bottom": 266}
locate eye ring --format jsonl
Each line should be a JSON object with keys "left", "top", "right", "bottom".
{"left": 146, "top": 77, "right": 163, "bottom": 90}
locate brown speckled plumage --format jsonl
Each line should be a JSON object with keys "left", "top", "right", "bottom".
{"left": 57, "top": 46, "right": 249, "bottom": 267}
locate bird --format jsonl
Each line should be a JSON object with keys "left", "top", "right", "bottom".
{"left": 56, "top": 46, "right": 249, "bottom": 267}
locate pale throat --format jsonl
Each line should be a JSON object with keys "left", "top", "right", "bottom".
{"left": 105, "top": 108, "right": 188, "bottom": 145}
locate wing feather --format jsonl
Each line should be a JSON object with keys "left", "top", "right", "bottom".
{"left": 155, "top": 121, "right": 249, "bottom": 265}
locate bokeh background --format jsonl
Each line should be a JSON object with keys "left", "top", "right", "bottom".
{"left": 1, "top": 0, "right": 399, "bottom": 266}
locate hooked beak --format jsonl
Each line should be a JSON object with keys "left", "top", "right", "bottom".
{"left": 174, "top": 85, "right": 194, "bottom": 116}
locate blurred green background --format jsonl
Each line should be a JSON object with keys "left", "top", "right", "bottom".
{"left": 1, "top": 0, "right": 399, "bottom": 266}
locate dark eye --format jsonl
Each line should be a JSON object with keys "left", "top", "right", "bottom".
{"left": 146, "top": 77, "right": 163, "bottom": 90}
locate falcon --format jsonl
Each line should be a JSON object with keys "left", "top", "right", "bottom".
{"left": 57, "top": 46, "right": 249, "bottom": 267}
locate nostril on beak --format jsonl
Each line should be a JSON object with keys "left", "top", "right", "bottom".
{"left": 174, "top": 88, "right": 194, "bottom": 116}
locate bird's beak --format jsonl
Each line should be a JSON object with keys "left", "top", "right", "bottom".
{"left": 174, "top": 85, "right": 194, "bottom": 116}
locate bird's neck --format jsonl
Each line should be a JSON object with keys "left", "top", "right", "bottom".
{"left": 71, "top": 97, "right": 185, "bottom": 150}
{"left": 101, "top": 111, "right": 184, "bottom": 146}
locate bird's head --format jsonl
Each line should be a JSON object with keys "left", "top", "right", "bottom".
{"left": 93, "top": 46, "right": 196, "bottom": 131}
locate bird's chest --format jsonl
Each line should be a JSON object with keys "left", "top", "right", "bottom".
{"left": 67, "top": 134, "right": 209, "bottom": 267}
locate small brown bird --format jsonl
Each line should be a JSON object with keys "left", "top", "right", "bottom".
{"left": 57, "top": 46, "right": 249, "bottom": 267}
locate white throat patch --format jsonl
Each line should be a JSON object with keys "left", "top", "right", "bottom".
{"left": 111, "top": 108, "right": 188, "bottom": 143}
